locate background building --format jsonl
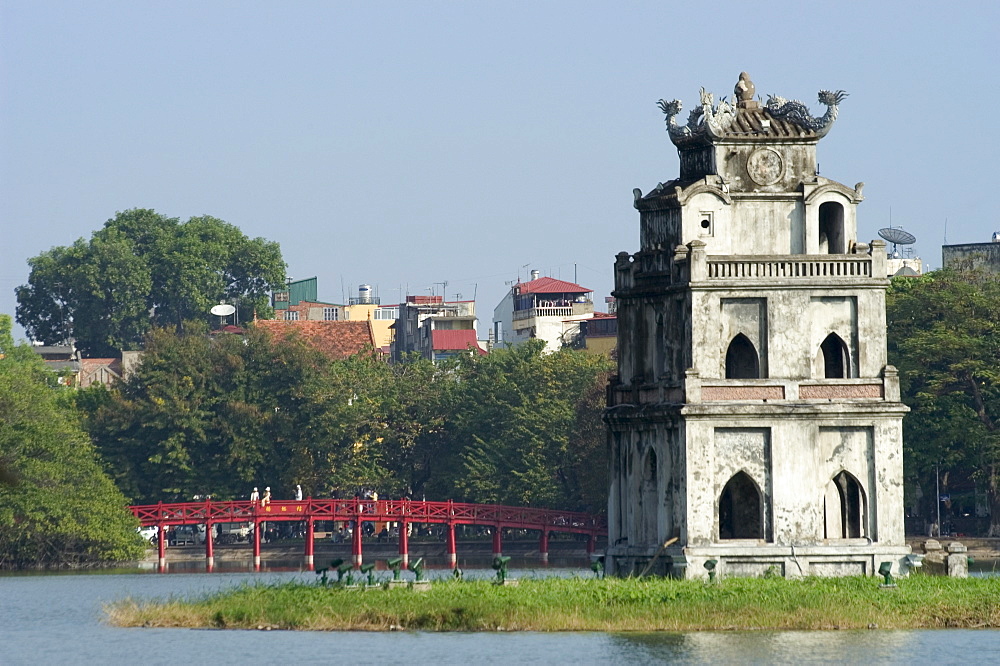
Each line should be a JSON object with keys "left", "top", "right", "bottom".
{"left": 492, "top": 270, "right": 594, "bottom": 352}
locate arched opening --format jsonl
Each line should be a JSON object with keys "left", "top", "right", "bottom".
{"left": 639, "top": 448, "right": 659, "bottom": 544}
{"left": 824, "top": 471, "right": 866, "bottom": 539}
{"left": 654, "top": 315, "right": 665, "bottom": 378}
{"left": 820, "top": 333, "right": 850, "bottom": 378}
{"left": 725, "top": 333, "right": 760, "bottom": 379}
{"left": 719, "top": 471, "right": 763, "bottom": 539}
{"left": 819, "top": 202, "right": 845, "bottom": 254}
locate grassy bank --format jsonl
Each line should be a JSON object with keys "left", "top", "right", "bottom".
{"left": 106, "top": 575, "right": 1000, "bottom": 632}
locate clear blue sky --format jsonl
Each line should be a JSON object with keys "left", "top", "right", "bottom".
{"left": 2, "top": 1, "right": 997, "bottom": 342}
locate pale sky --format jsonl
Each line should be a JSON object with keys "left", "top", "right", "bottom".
{"left": 2, "top": 1, "right": 998, "bottom": 342}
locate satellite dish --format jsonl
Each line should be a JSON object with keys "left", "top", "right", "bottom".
{"left": 878, "top": 227, "right": 916, "bottom": 245}
{"left": 211, "top": 304, "right": 236, "bottom": 317}
{"left": 878, "top": 227, "right": 916, "bottom": 258}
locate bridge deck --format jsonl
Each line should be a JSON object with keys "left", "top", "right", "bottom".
{"left": 130, "top": 499, "right": 606, "bottom": 571}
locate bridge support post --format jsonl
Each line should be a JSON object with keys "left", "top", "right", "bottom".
{"left": 492, "top": 525, "right": 502, "bottom": 559}
{"left": 253, "top": 519, "right": 261, "bottom": 570}
{"left": 446, "top": 522, "right": 456, "bottom": 568}
{"left": 399, "top": 518, "right": 409, "bottom": 568}
{"left": 205, "top": 522, "right": 214, "bottom": 572}
{"left": 304, "top": 516, "right": 314, "bottom": 570}
{"left": 157, "top": 521, "right": 166, "bottom": 572}
{"left": 352, "top": 517, "right": 363, "bottom": 567}
{"left": 539, "top": 529, "right": 549, "bottom": 563}
{"left": 586, "top": 533, "right": 596, "bottom": 555}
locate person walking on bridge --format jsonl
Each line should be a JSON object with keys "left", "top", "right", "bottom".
{"left": 250, "top": 487, "right": 259, "bottom": 506}
{"left": 261, "top": 486, "right": 271, "bottom": 507}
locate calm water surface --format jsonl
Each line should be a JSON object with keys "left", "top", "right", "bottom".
{"left": 3, "top": 560, "right": 1000, "bottom": 665}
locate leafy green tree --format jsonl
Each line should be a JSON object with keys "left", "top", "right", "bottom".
{"left": 0, "top": 315, "right": 144, "bottom": 567}
{"left": 441, "top": 342, "right": 613, "bottom": 510}
{"left": 887, "top": 269, "right": 1000, "bottom": 535}
{"left": 83, "top": 325, "right": 334, "bottom": 502}
{"left": 16, "top": 209, "right": 285, "bottom": 356}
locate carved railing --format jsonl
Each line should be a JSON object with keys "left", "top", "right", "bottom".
{"left": 706, "top": 256, "right": 872, "bottom": 280}
{"left": 130, "top": 499, "right": 606, "bottom": 535}
{"left": 513, "top": 307, "right": 575, "bottom": 321}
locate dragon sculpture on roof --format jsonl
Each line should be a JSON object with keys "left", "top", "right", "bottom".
{"left": 765, "top": 90, "right": 848, "bottom": 137}
{"left": 657, "top": 87, "right": 736, "bottom": 142}
{"left": 659, "top": 75, "right": 848, "bottom": 141}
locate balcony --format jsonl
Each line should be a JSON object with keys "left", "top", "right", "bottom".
{"left": 513, "top": 303, "right": 593, "bottom": 322}
{"left": 705, "top": 256, "right": 873, "bottom": 280}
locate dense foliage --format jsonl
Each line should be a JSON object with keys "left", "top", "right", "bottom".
{"left": 0, "top": 315, "right": 144, "bottom": 568}
{"left": 15, "top": 209, "right": 285, "bottom": 356}
{"left": 82, "top": 331, "right": 613, "bottom": 511}
{"left": 887, "top": 269, "right": 1000, "bottom": 535}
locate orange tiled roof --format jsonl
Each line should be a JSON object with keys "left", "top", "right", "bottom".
{"left": 254, "top": 320, "right": 375, "bottom": 359}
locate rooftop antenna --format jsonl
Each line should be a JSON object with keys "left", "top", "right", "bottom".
{"left": 210, "top": 302, "right": 236, "bottom": 328}
{"left": 878, "top": 226, "right": 917, "bottom": 259}
{"left": 944, "top": 218, "right": 948, "bottom": 245}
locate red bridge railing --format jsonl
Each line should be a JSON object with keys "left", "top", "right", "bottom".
{"left": 130, "top": 498, "right": 606, "bottom": 571}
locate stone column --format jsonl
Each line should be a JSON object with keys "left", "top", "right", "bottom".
{"left": 947, "top": 542, "right": 969, "bottom": 578}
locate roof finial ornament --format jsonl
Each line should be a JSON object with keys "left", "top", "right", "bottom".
{"left": 735, "top": 72, "right": 759, "bottom": 110}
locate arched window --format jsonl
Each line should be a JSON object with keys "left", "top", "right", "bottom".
{"left": 719, "top": 471, "right": 763, "bottom": 539}
{"left": 820, "top": 333, "right": 850, "bottom": 379}
{"left": 639, "top": 448, "right": 659, "bottom": 543}
{"left": 725, "top": 333, "right": 760, "bottom": 379}
{"left": 824, "top": 471, "right": 866, "bottom": 539}
{"left": 819, "top": 202, "right": 845, "bottom": 254}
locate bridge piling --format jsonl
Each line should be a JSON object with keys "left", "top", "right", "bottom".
{"left": 399, "top": 518, "right": 409, "bottom": 568}
{"left": 352, "top": 517, "right": 363, "bottom": 567}
{"left": 157, "top": 523, "right": 166, "bottom": 572}
{"left": 446, "top": 522, "right": 456, "bottom": 568}
{"left": 492, "top": 525, "right": 502, "bottom": 559}
{"left": 304, "top": 515, "right": 314, "bottom": 570}
{"left": 205, "top": 521, "right": 214, "bottom": 571}
{"left": 253, "top": 518, "right": 261, "bottom": 571}
{"left": 539, "top": 529, "right": 549, "bottom": 563}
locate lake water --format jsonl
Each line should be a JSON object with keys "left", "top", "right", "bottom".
{"left": 3, "top": 562, "right": 1000, "bottom": 665}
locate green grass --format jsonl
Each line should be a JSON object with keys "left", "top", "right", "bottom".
{"left": 105, "top": 575, "right": 1000, "bottom": 632}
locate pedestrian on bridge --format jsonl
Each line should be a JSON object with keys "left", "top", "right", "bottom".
{"left": 295, "top": 484, "right": 303, "bottom": 501}
{"left": 261, "top": 486, "right": 271, "bottom": 507}
{"left": 250, "top": 487, "right": 259, "bottom": 506}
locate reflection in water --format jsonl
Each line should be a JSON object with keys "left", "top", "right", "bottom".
{"left": 614, "top": 630, "right": 955, "bottom": 665}
{"left": 146, "top": 555, "right": 591, "bottom": 575}
{"left": 2, "top": 569, "right": 1000, "bottom": 665}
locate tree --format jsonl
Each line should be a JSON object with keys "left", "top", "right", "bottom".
{"left": 0, "top": 315, "right": 144, "bottom": 568}
{"left": 887, "top": 269, "right": 1000, "bottom": 535}
{"left": 16, "top": 209, "right": 285, "bottom": 356}
{"left": 440, "top": 342, "right": 613, "bottom": 510}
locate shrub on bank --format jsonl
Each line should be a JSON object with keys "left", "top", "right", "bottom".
{"left": 107, "top": 575, "right": 1000, "bottom": 632}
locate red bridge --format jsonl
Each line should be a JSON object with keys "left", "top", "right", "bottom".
{"left": 130, "top": 498, "right": 606, "bottom": 571}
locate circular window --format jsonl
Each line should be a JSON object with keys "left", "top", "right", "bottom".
{"left": 746, "top": 148, "right": 784, "bottom": 186}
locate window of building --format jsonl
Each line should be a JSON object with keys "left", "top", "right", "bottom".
{"left": 285, "top": 311, "right": 299, "bottom": 321}
{"left": 323, "top": 307, "right": 339, "bottom": 321}
{"left": 725, "top": 333, "right": 760, "bottom": 379}
{"left": 824, "top": 471, "right": 866, "bottom": 538}
{"left": 819, "top": 202, "right": 845, "bottom": 254}
{"left": 820, "top": 333, "right": 850, "bottom": 378}
{"left": 699, "top": 210, "right": 714, "bottom": 237}
{"left": 375, "top": 307, "right": 399, "bottom": 320}
{"left": 719, "top": 471, "right": 763, "bottom": 539}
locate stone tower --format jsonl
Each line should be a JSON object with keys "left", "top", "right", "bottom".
{"left": 605, "top": 74, "right": 911, "bottom": 578}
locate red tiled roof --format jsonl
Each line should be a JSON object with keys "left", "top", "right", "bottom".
{"left": 516, "top": 276, "right": 590, "bottom": 294}
{"left": 432, "top": 330, "right": 485, "bottom": 354}
{"left": 254, "top": 320, "right": 375, "bottom": 359}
